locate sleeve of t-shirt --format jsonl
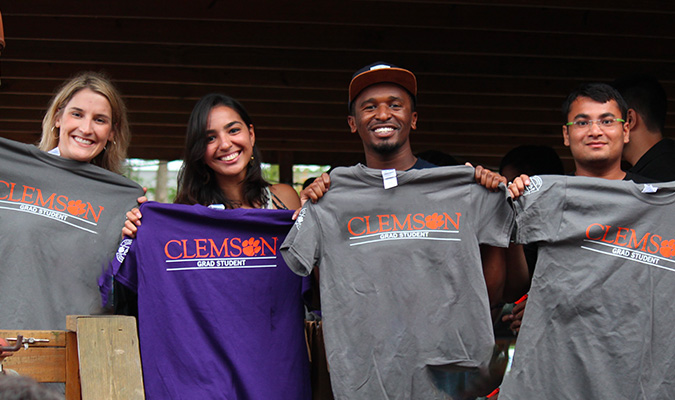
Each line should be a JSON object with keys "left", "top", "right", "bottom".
{"left": 514, "top": 175, "right": 567, "bottom": 244}
{"left": 471, "top": 183, "right": 515, "bottom": 247}
{"left": 280, "top": 203, "right": 321, "bottom": 277}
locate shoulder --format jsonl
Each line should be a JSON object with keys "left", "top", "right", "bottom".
{"left": 269, "top": 183, "right": 301, "bottom": 209}
{"left": 624, "top": 171, "right": 657, "bottom": 183}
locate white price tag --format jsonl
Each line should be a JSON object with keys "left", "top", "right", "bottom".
{"left": 641, "top": 184, "right": 658, "bottom": 194}
{"left": 381, "top": 169, "right": 398, "bottom": 189}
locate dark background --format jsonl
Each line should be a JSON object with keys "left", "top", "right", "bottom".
{"left": 1, "top": 0, "right": 673, "bottom": 177}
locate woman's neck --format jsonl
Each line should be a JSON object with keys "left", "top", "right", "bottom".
{"left": 216, "top": 175, "right": 255, "bottom": 208}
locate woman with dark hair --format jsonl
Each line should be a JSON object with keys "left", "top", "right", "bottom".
{"left": 174, "top": 93, "right": 298, "bottom": 208}
{"left": 113, "top": 94, "right": 309, "bottom": 399}
{"left": 123, "top": 94, "right": 298, "bottom": 232}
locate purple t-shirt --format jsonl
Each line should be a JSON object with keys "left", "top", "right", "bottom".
{"left": 109, "top": 202, "right": 310, "bottom": 400}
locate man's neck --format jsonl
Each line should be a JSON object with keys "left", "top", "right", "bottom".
{"left": 364, "top": 148, "right": 417, "bottom": 170}
{"left": 574, "top": 163, "right": 627, "bottom": 180}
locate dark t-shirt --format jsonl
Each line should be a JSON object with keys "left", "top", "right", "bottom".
{"left": 624, "top": 170, "right": 657, "bottom": 183}
{"left": 629, "top": 138, "right": 675, "bottom": 182}
{"left": 410, "top": 157, "right": 437, "bottom": 170}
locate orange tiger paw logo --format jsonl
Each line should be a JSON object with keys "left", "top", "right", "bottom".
{"left": 242, "top": 238, "right": 261, "bottom": 256}
{"left": 67, "top": 200, "right": 87, "bottom": 216}
{"left": 659, "top": 239, "right": 675, "bottom": 258}
{"left": 425, "top": 213, "right": 444, "bottom": 229}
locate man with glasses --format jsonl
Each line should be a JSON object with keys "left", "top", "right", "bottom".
{"left": 561, "top": 82, "right": 650, "bottom": 182}
{"left": 498, "top": 83, "right": 670, "bottom": 399}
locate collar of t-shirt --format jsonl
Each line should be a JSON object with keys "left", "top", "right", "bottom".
{"left": 48, "top": 147, "right": 60, "bottom": 156}
{"left": 409, "top": 157, "right": 437, "bottom": 170}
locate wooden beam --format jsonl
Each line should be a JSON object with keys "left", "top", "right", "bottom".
{"left": 4, "top": 40, "right": 674, "bottom": 81}
{"left": 68, "top": 315, "right": 144, "bottom": 400}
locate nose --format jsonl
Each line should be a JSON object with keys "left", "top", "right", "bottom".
{"left": 216, "top": 133, "right": 232, "bottom": 150}
{"left": 589, "top": 120, "right": 603, "bottom": 136}
{"left": 80, "top": 117, "right": 95, "bottom": 134}
{"left": 375, "top": 104, "right": 392, "bottom": 121}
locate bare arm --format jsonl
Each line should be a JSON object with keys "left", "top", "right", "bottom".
{"left": 480, "top": 244, "right": 506, "bottom": 308}
{"left": 270, "top": 183, "right": 301, "bottom": 210}
{"left": 293, "top": 172, "right": 331, "bottom": 219}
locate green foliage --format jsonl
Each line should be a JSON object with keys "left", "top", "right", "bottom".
{"left": 124, "top": 159, "right": 329, "bottom": 201}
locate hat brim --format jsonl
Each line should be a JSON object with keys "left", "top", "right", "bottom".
{"left": 349, "top": 68, "right": 417, "bottom": 106}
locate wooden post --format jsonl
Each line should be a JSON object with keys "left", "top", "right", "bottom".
{"left": 155, "top": 160, "right": 169, "bottom": 203}
{"left": 67, "top": 315, "right": 144, "bottom": 400}
{"left": 65, "top": 330, "right": 81, "bottom": 399}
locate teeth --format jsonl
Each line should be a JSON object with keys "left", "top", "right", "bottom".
{"left": 222, "top": 152, "right": 239, "bottom": 161}
{"left": 74, "top": 137, "right": 93, "bottom": 145}
{"left": 374, "top": 127, "right": 394, "bottom": 133}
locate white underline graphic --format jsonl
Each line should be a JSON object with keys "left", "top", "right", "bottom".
{"left": 350, "top": 237, "right": 460, "bottom": 246}
{"left": 0, "top": 204, "right": 98, "bottom": 234}
{"left": 167, "top": 264, "right": 277, "bottom": 271}
{"left": 583, "top": 239, "right": 675, "bottom": 266}
{"left": 349, "top": 229, "right": 458, "bottom": 240}
{"left": 581, "top": 246, "right": 675, "bottom": 273}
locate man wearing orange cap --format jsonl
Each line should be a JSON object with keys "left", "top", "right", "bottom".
{"left": 284, "top": 63, "right": 512, "bottom": 399}
{"left": 345, "top": 62, "right": 434, "bottom": 171}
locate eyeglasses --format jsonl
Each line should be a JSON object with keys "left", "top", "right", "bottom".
{"left": 565, "top": 118, "right": 625, "bottom": 131}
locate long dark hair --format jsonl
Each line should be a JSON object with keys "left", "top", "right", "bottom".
{"left": 174, "top": 94, "right": 269, "bottom": 207}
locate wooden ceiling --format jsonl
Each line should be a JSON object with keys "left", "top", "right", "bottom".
{"left": 1, "top": 0, "right": 673, "bottom": 174}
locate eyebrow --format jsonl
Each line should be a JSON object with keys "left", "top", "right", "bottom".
{"left": 224, "top": 121, "right": 243, "bottom": 129}
{"left": 67, "top": 106, "right": 111, "bottom": 119}
{"left": 206, "top": 121, "right": 243, "bottom": 132}
{"left": 571, "top": 112, "right": 616, "bottom": 120}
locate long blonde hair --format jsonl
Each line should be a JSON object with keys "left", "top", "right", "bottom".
{"left": 39, "top": 72, "right": 130, "bottom": 173}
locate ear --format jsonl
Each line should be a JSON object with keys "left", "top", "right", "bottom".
{"left": 54, "top": 109, "right": 64, "bottom": 129}
{"left": 622, "top": 119, "right": 630, "bottom": 144}
{"left": 108, "top": 130, "right": 115, "bottom": 142}
{"left": 626, "top": 109, "right": 638, "bottom": 130}
{"left": 562, "top": 125, "right": 570, "bottom": 147}
{"left": 411, "top": 112, "right": 418, "bottom": 130}
{"left": 347, "top": 116, "right": 357, "bottom": 133}
{"left": 248, "top": 124, "right": 256, "bottom": 147}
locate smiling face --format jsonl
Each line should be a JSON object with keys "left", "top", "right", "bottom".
{"left": 348, "top": 83, "right": 417, "bottom": 158}
{"left": 203, "top": 105, "right": 255, "bottom": 184}
{"left": 56, "top": 88, "right": 114, "bottom": 163}
{"left": 563, "top": 96, "right": 629, "bottom": 173}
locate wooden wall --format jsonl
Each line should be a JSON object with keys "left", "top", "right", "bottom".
{"left": 1, "top": 0, "right": 673, "bottom": 172}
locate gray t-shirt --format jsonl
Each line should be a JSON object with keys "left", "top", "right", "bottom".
{"left": 500, "top": 175, "right": 675, "bottom": 400}
{"left": 281, "top": 164, "right": 514, "bottom": 400}
{"left": 0, "top": 138, "right": 144, "bottom": 330}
